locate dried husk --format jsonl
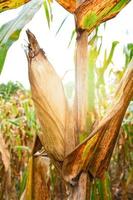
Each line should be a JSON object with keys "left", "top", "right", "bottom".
{"left": 21, "top": 155, "right": 50, "bottom": 200}
{"left": 0, "top": 133, "right": 10, "bottom": 172}
{"left": 26, "top": 30, "right": 67, "bottom": 161}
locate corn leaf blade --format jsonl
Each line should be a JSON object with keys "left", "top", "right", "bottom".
{"left": 0, "top": 0, "right": 43, "bottom": 73}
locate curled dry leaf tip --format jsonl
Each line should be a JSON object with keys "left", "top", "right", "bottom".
{"left": 26, "top": 29, "right": 42, "bottom": 60}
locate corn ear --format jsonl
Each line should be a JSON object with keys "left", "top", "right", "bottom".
{"left": 26, "top": 30, "right": 67, "bottom": 161}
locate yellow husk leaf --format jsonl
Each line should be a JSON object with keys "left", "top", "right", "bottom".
{"left": 0, "top": 0, "right": 30, "bottom": 12}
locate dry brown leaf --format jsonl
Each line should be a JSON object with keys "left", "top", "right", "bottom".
{"left": 56, "top": 0, "right": 76, "bottom": 13}
{"left": 26, "top": 30, "right": 68, "bottom": 161}
{"left": 32, "top": 156, "right": 50, "bottom": 200}
{"left": 21, "top": 155, "right": 50, "bottom": 200}
{"left": 89, "top": 66, "right": 133, "bottom": 178}
{"left": 75, "top": 0, "right": 130, "bottom": 31}
{"left": 0, "top": 133, "right": 10, "bottom": 172}
{"left": 64, "top": 134, "right": 99, "bottom": 182}
{"left": 62, "top": 65, "right": 133, "bottom": 182}
{"left": 55, "top": 0, "right": 130, "bottom": 32}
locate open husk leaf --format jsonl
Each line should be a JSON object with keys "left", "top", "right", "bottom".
{"left": 26, "top": 30, "right": 67, "bottom": 161}
{"left": 62, "top": 64, "right": 133, "bottom": 182}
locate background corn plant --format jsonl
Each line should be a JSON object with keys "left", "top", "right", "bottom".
{"left": 0, "top": 81, "right": 40, "bottom": 199}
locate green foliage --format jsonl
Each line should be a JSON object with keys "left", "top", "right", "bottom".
{"left": 43, "top": 0, "right": 53, "bottom": 28}
{"left": 124, "top": 43, "right": 133, "bottom": 67}
{"left": 68, "top": 29, "right": 76, "bottom": 47}
{"left": 0, "top": 0, "right": 43, "bottom": 73}
{"left": 0, "top": 81, "right": 24, "bottom": 100}
{"left": 90, "top": 173, "right": 112, "bottom": 200}
{"left": 19, "top": 168, "right": 28, "bottom": 197}
{"left": 55, "top": 16, "right": 68, "bottom": 35}
{"left": 83, "top": 12, "right": 97, "bottom": 29}
{"left": 110, "top": 0, "right": 129, "bottom": 14}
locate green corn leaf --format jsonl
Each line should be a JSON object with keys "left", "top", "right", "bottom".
{"left": 43, "top": 0, "right": 51, "bottom": 28}
{"left": 14, "top": 145, "right": 31, "bottom": 153}
{"left": 0, "top": 0, "right": 43, "bottom": 74}
{"left": 67, "top": 29, "right": 76, "bottom": 48}
{"left": 103, "top": 41, "right": 119, "bottom": 71}
{"left": 90, "top": 182, "right": 97, "bottom": 200}
{"left": 124, "top": 43, "right": 133, "bottom": 67}
{"left": 105, "top": 41, "right": 119, "bottom": 67}
{"left": 47, "top": 0, "right": 53, "bottom": 22}
{"left": 19, "top": 169, "right": 28, "bottom": 197}
{"left": 96, "top": 179, "right": 104, "bottom": 200}
{"left": 56, "top": 16, "right": 68, "bottom": 36}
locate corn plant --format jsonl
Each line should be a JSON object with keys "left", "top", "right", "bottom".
{"left": 23, "top": 2, "right": 132, "bottom": 199}
{"left": 0, "top": 0, "right": 133, "bottom": 200}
